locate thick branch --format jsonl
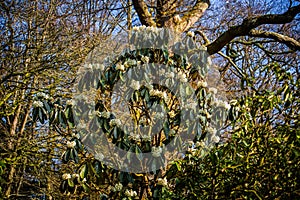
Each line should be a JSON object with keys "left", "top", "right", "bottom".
{"left": 156, "top": 0, "right": 177, "bottom": 27}
{"left": 132, "top": 0, "right": 156, "bottom": 27}
{"left": 206, "top": 4, "right": 300, "bottom": 55}
{"left": 249, "top": 30, "right": 300, "bottom": 51}
{"left": 163, "top": 0, "right": 210, "bottom": 32}
{"left": 177, "top": 0, "right": 210, "bottom": 32}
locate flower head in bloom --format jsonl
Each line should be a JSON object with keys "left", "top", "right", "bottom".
{"left": 94, "top": 63, "right": 106, "bottom": 71}
{"left": 98, "top": 111, "right": 111, "bottom": 119}
{"left": 76, "top": 122, "right": 86, "bottom": 130}
{"left": 116, "top": 63, "right": 125, "bottom": 71}
{"left": 141, "top": 134, "right": 151, "bottom": 142}
{"left": 223, "top": 101, "right": 231, "bottom": 110}
{"left": 168, "top": 110, "right": 177, "bottom": 118}
{"left": 96, "top": 153, "right": 104, "bottom": 161}
{"left": 109, "top": 119, "right": 122, "bottom": 127}
{"left": 187, "top": 31, "right": 195, "bottom": 37}
{"left": 85, "top": 63, "right": 93, "bottom": 71}
{"left": 141, "top": 55, "right": 150, "bottom": 63}
{"left": 67, "top": 141, "right": 76, "bottom": 148}
{"left": 159, "top": 68, "right": 165, "bottom": 74}
{"left": 114, "top": 183, "right": 123, "bottom": 191}
{"left": 72, "top": 174, "right": 79, "bottom": 178}
{"left": 125, "top": 189, "right": 137, "bottom": 197}
{"left": 132, "top": 26, "right": 139, "bottom": 31}
{"left": 230, "top": 99, "right": 238, "bottom": 106}
{"left": 197, "top": 81, "right": 208, "bottom": 88}
{"left": 62, "top": 173, "right": 71, "bottom": 180}
{"left": 66, "top": 100, "right": 74, "bottom": 106}
{"left": 130, "top": 80, "right": 140, "bottom": 91}
{"left": 214, "top": 99, "right": 230, "bottom": 110}
{"left": 155, "top": 112, "right": 165, "bottom": 119}
{"left": 149, "top": 89, "right": 168, "bottom": 102}
{"left": 165, "top": 71, "right": 175, "bottom": 78}
{"left": 212, "top": 135, "right": 220, "bottom": 143}
{"left": 174, "top": 15, "right": 182, "bottom": 23}
{"left": 33, "top": 100, "right": 43, "bottom": 108}
{"left": 36, "top": 92, "right": 50, "bottom": 100}
{"left": 208, "top": 87, "right": 218, "bottom": 95}
{"left": 183, "top": 101, "right": 197, "bottom": 109}
{"left": 151, "top": 146, "right": 162, "bottom": 158}
{"left": 206, "top": 126, "right": 217, "bottom": 135}
{"left": 178, "top": 71, "right": 188, "bottom": 82}
{"left": 128, "top": 134, "right": 140, "bottom": 141}
{"left": 157, "top": 177, "right": 168, "bottom": 187}
{"left": 195, "top": 141, "right": 205, "bottom": 148}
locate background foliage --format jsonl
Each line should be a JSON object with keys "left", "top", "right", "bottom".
{"left": 1, "top": 0, "right": 299, "bottom": 199}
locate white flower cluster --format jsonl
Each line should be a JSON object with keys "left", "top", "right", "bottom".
{"left": 130, "top": 80, "right": 140, "bottom": 91}
{"left": 157, "top": 177, "right": 168, "bottom": 187}
{"left": 168, "top": 110, "right": 177, "bottom": 118}
{"left": 97, "top": 111, "right": 111, "bottom": 119}
{"left": 62, "top": 173, "right": 71, "bottom": 180}
{"left": 141, "top": 134, "right": 152, "bottom": 142}
{"left": 115, "top": 183, "right": 123, "bottom": 191}
{"left": 212, "top": 135, "right": 220, "bottom": 143}
{"left": 128, "top": 134, "right": 140, "bottom": 141}
{"left": 72, "top": 174, "right": 79, "bottom": 178}
{"left": 72, "top": 133, "right": 80, "bottom": 139}
{"left": 95, "top": 153, "right": 104, "bottom": 161}
{"left": 154, "top": 112, "right": 165, "bottom": 119}
{"left": 183, "top": 100, "right": 197, "bottom": 109}
{"left": 187, "top": 31, "right": 195, "bottom": 37}
{"left": 159, "top": 68, "right": 165, "bottom": 74}
{"left": 206, "top": 126, "right": 220, "bottom": 143}
{"left": 33, "top": 100, "right": 43, "bottom": 108}
{"left": 169, "top": 129, "right": 176, "bottom": 136}
{"left": 124, "top": 59, "right": 136, "bottom": 67}
{"left": 76, "top": 122, "right": 86, "bottom": 130}
{"left": 141, "top": 55, "right": 150, "bottom": 63}
{"left": 149, "top": 89, "right": 169, "bottom": 102}
{"left": 93, "top": 63, "right": 106, "bottom": 71}
{"left": 206, "top": 126, "right": 217, "bottom": 135}
{"left": 214, "top": 99, "right": 231, "bottom": 110}
{"left": 208, "top": 87, "right": 218, "bottom": 95}
{"left": 221, "top": 133, "right": 232, "bottom": 143}
{"left": 139, "top": 117, "right": 151, "bottom": 125}
{"left": 178, "top": 71, "right": 188, "bottom": 82}
{"left": 230, "top": 99, "right": 238, "bottom": 106}
{"left": 165, "top": 71, "right": 175, "bottom": 78}
{"left": 174, "top": 15, "right": 182, "bottom": 24}
{"left": 116, "top": 63, "right": 125, "bottom": 71}
{"left": 125, "top": 189, "right": 137, "bottom": 197}
{"left": 111, "top": 183, "right": 123, "bottom": 192}
{"left": 151, "top": 146, "right": 162, "bottom": 158}
{"left": 195, "top": 141, "right": 205, "bottom": 148}
{"left": 109, "top": 119, "right": 122, "bottom": 127}
{"left": 85, "top": 63, "right": 93, "bottom": 71}
{"left": 67, "top": 141, "right": 76, "bottom": 148}
{"left": 197, "top": 80, "right": 208, "bottom": 88}
{"left": 132, "top": 25, "right": 160, "bottom": 34}
{"left": 36, "top": 92, "right": 50, "bottom": 100}
{"left": 66, "top": 100, "right": 74, "bottom": 106}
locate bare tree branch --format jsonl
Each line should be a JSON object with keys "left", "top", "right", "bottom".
{"left": 206, "top": 4, "right": 300, "bottom": 55}
{"left": 248, "top": 29, "right": 300, "bottom": 51}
